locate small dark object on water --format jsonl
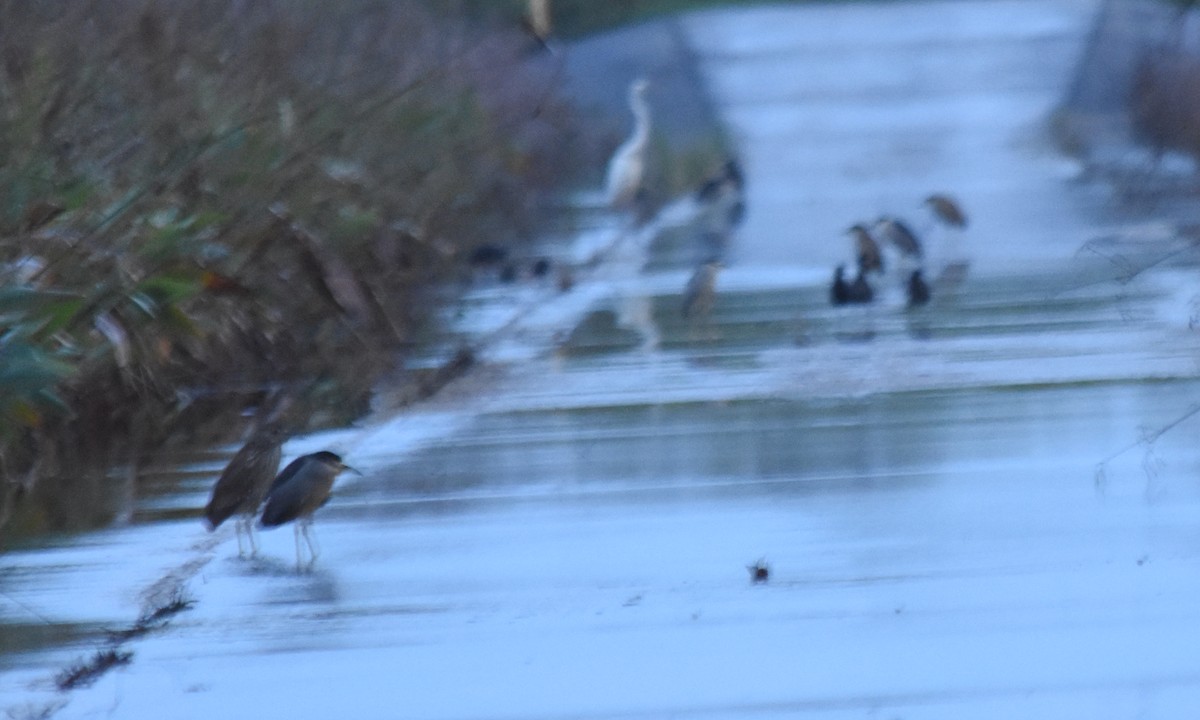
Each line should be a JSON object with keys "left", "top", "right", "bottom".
{"left": 469, "top": 244, "right": 508, "bottom": 267}
{"left": 499, "top": 263, "right": 518, "bottom": 283}
{"left": 531, "top": 257, "right": 551, "bottom": 277}
{"left": 748, "top": 559, "right": 770, "bottom": 583}
{"left": 907, "top": 269, "right": 931, "bottom": 307}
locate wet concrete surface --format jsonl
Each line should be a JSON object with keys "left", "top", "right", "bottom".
{"left": 7, "top": 1, "right": 1200, "bottom": 718}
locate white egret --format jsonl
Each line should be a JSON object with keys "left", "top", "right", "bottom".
{"left": 605, "top": 78, "right": 651, "bottom": 210}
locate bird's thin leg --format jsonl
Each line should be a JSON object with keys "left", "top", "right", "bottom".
{"left": 293, "top": 523, "right": 305, "bottom": 571}
{"left": 235, "top": 517, "right": 247, "bottom": 558}
{"left": 247, "top": 517, "right": 259, "bottom": 557}
{"left": 302, "top": 520, "right": 321, "bottom": 567}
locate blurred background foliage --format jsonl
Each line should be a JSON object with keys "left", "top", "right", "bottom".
{"left": 452, "top": 0, "right": 764, "bottom": 39}
{"left": 0, "top": 0, "right": 592, "bottom": 539}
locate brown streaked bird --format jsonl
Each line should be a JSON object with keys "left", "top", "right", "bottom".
{"left": 681, "top": 260, "right": 723, "bottom": 319}
{"left": 873, "top": 216, "right": 923, "bottom": 259}
{"left": 924, "top": 194, "right": 968, "bottom": 229}
{"left": 259, "top": 450, "right": 358, "bottom": 570}
{"left": 204, "top": 425, "right": 286, "bottom": 557}
{"left": 847, "top": 223, "right": 883, "bottom": 275}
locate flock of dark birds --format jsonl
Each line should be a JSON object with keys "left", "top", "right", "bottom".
{"left": 677, "top": 157, "right": 968, "bottom": 321}
{"left": 830, "top": 193, "right": 967, "bottom": 310}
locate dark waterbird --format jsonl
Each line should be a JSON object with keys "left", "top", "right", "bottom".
{"left": 203, "top": 425, "right": 286, "bottom": 557}
{"left": 907, "top": 269, "right": 931, "bottom": 307}
{"left": 830, "top": 264, "right": 873, "bottom": 306}
{"left": 259, "top": 450, "right": 358, "bottom": 570}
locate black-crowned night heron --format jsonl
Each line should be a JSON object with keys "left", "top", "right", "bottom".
{"left": 924, "top": 194, "right": 968, "bottom": 229}
{"left": 605, "top": 78, "right": 651, "bottom": 210}
{"left": 695, "top": 159, "right": 746, "bottom": 227}
{"left": 681, "top": 260, "right": 722, "bottom": 319}
{"left": 907, "top": 269, "right": 931, "bottom": 307}
{"left": 873, "top": 217, "right": 923, "bottom": 259}
{"left": 846, "top": 223, "right": 883, "bottom": 275}
{"left": 203, "top": 425, "right": 286, "bottom": 557}
{"left": 829, "top": 264, "right": 873, "bottom": 306}
{"left": 259, "top": 450, "right": 357, "bottom": 570}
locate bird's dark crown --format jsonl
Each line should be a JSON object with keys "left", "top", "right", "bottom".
{"left": 309, "top": 450, "right": 344, "bottom": 464}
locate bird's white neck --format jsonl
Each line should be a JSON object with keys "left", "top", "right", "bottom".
{"left": 630, "top": 91, "right": 650, "bottom": 147}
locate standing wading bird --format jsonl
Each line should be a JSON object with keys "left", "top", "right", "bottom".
{"left": 259, "top": 451, "right": 358, "bottom": 570}
{"left": 873, "top": 216, "right": 923, "bottom": 260}
{"left": 846, "top": 223, "right": 884, "bottom": 275}
{"left": 203, "top": 425, "right": 286, "bottom": 558}
{"left": 829, "top": 264, "right": 873, "bottom": 305}
{"left": 682, "top": 260, "right": 723, "bottom": 319}
{"left": 923, "top": 193, "right": 970, "bottom": 293}
{"left": 924, "top": 193, "right": 968, "bottom": 229}
{"left": 605, "top": 78, "right": 651, "bottom": 211}
{"left": 907, "top": 269, "right": 931, "bottom": 307}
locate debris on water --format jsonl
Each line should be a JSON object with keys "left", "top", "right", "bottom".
{"left": 747, "top": 558, "right": 770, "bottom": 584}
{"left": 55, "top": 649, "right": 133, "bottom": 691}
{"left": 106, "top": 588, "right": 196, "bottom": 644}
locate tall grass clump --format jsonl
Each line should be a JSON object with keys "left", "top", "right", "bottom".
{"left": 0, "top": 0, "right": 584, "bottom": 538}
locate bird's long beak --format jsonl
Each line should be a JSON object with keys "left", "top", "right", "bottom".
{"left": 341, "top": 463, "right": 363, "bottom": 476}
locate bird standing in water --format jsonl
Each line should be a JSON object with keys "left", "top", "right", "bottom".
{"left": 907, "top": 269, "right": 931, "bottom": 307}
{"left": 682, "top": 260, "right": 723, "bottom": 319}
{"left": 605, "top": 78, "right": 651, "bottom": 211}
{"left": 873, "top": 216, "right": 923, "bottom": 260}
{"left": 829, "top": 264, "right": 873, "bottom": 305}
{"left": 924, "top": 194, "right": 968, "bottom": 229}
{"left": 203, "top": 425, "right": 286, "bottom": 557}
{"left": 259, "top": 450, "right": 358, "bottom": 570}
{"left": 846, "top": 223, "right": 884, "bottom": 275}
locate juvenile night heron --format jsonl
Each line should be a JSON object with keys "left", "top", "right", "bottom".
{"left": 846, "top": 223, "right": 883, "bottom": 275}
{"left": 605, "top": 78, "right": 651, "bottom": 210}
{"left": 681, "top": 260, "right": 722, "bottom": 319}
{"left": 829, "top": 264, "right": 873, "bottom": 306}
{"left": 259, "top": 450, "right": 357, "bottom": 570}
{"left": 924, "top": 194, "right": 968, "bottom": 229}
{"left": 873, "top": 216, "right": 923, "bottom": 260}
{"left": 907, "top": 269, "right": 931, "bottom": 307}
{"left": 203, "top": 425, "right": 286, "bottom": 557}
